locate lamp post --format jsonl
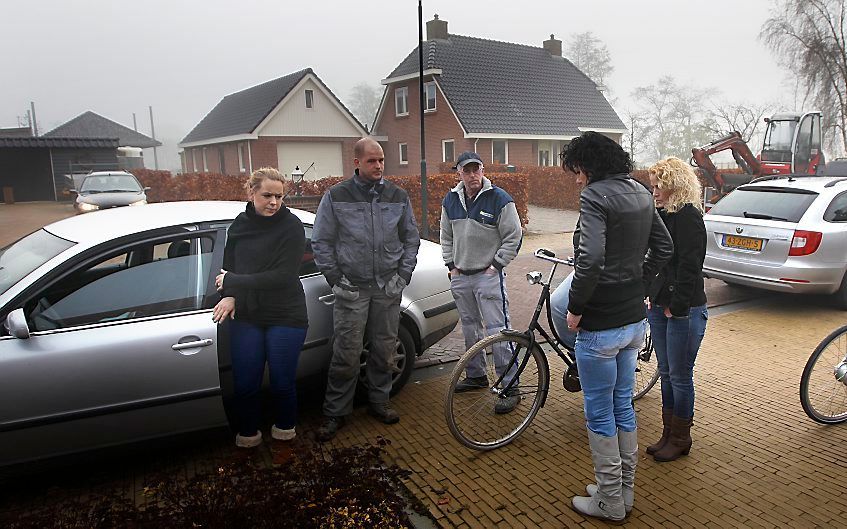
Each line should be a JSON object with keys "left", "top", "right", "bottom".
{"left": 290, "top": 165, "right": 304, "bottom": 197}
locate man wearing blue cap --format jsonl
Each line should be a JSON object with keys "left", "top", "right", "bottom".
{"left": 440, "top": 151, "right": 523, "bottom": 413}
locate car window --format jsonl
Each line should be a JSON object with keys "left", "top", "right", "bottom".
{"left": 80, "top": 174, "right": 142, "bottom": 193}
{"left": 300, "top": 225, "right": 319, "bottom": 277}
{"left": 26, "top": 235, "right": 214, "bottom": 332}
{"left": 0, "top": 229, "right": 75, "bottom": 296}
{"left": 707, "top": 187, "right": 818, "bottom": 223}
{"left": 824, "top": 192, "right": 847, "bottom": 222}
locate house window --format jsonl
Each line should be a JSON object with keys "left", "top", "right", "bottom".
{"left": 238, "top": 143, "right": 247, "bottom": 173}
{"left": 395, "top": 87, "right": 409, "bottom": 116}
{"left": 305, "top": 89, "right": 314, "bottom": 109}
{"left": 192, "top": 150, "right": 199, "bottom": 172}
{"left": 492, "top": 140, "right": 508, "bottom": 164}
{"left": 218, "top": 148, "right": 226, "bottom": 173}
{"left": 538, "top": 148, "right": 550, "bottom": 166}
{"left": 442, "top": 139, "right": 455, "bottom": 163}
{"left": 202, "top": 148, "right": 208, "bottom": 172}
{"left": 399, "top": 143, "right": 408, "bottom": 165}
{"left": 424, "top": 81, "right": 436, "bottom": 112}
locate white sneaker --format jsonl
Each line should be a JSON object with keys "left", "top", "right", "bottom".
{"left": 271, "top": 425, "right": 296, "bottom": 441}
{"left": 235, "top": 431, "right": 263, "bottom": 448}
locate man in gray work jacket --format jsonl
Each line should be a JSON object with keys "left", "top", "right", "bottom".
{"left": 440, "top": 151, "right": 522, "bottom": 413}
{"left": 312, "top": 138, "right": 420, "bottom": 441}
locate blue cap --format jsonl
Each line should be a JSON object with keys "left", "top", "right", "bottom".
{"left": 453, "top": 151, "right": 483, "bottom": 170}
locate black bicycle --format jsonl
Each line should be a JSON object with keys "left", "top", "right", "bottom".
{"left": 800, "top": 323, "right": 847, "bottom": 424}
{"left": 444, "top": 248, "right": 659, "bottom": 450}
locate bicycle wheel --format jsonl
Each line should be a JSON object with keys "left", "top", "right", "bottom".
{"left": 632, "top": 326, "right": 660, "bottom": 401}
{"left": 800, "top": 324, "right": 847, "bottom": 424}
{"left": 444, "top": 333, "right": 549, "bottom": 450}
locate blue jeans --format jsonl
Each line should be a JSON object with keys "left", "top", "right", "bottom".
{"left": 549, "top": 271, "right": 576, "bottom": 350}
{"left": 574, "top": 320, "right": 646, "bottom": 437}
{"left": 647, "top": 305, "right": 708, "bottom": 419}
{"left": 230, "top": 320, "right": 307, "bottom": 436}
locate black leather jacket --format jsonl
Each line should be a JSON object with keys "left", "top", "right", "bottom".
{"left": 568, "top": 174, "right": 674, "bottom": 330}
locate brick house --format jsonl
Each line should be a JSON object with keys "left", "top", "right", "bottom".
{"left": 179, "top": 68, "right": 367, "bottom": 180}
{"left": 372, "top": 15, "right": 625, "bottom": 175}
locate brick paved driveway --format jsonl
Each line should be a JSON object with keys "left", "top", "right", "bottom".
{"left": 334, "top": 299, "right": 847, "bottom": 528}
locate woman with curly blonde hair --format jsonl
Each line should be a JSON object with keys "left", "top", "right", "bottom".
{"left": 644, "top": 157, "right": 708, "bottom": 462}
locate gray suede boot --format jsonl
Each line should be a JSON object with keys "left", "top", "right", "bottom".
{"left": 586, "top": 427, "right": 636, "bottom": 514}
{"left": 572, "top": 430, "right": 626, "bottom": 522}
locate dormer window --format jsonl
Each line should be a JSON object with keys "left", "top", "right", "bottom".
{"left": 424, "top": 81, "right": 436, "bottom": 112}
{"left": 305, "top": 89, "right": 314, "bottom": 109}
{"left": 395, "top": 87, "right": 409, "bottom": 116}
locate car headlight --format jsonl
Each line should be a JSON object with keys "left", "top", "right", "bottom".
{"left": 128, "top": 199, "right": 147, "bottom": 206}
{"left": 76, "top": 202, "right": 99, "bottom": 212}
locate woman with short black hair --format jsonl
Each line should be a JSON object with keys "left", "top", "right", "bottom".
{"left": 562, "top": 132, "right": 673, "bottom": 522}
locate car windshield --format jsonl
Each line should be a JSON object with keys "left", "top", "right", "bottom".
{"left": 708, "top": 186, "right": 818, "bottom": 223}
{"left": 0, "top": 229, "right": 75, "bottom": 296}
{"left": 80, "top": 174, "right": 142, "bottom": 193}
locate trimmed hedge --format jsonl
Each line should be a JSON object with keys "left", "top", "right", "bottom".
{"left": 130, "top": 170, "right": 529, "bottom": 240}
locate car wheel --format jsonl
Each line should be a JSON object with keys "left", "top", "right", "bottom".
{"left": 833, "top": 272, "right": 847, "bottom": 310}
{"left": 359, "top": 324, "right": 417, "bottom": 397}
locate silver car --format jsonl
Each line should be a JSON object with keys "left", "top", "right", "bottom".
{"left": 73, "top": 171, "right": 148, "bottom": 214}
{"left": 703, "top": 175, "right": 847, "bottom": 308}
{"left": 0, "top": 201, "right": 458, "bottom": 465}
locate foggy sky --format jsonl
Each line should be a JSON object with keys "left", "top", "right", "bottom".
{"left": 1, "top": 0, "right": 792, "bottom": 171}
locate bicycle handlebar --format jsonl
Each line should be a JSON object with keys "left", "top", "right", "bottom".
{"left": 533, "top": 248, "right": 574, "bottom": 266}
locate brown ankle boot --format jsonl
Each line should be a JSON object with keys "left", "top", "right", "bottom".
{"left": 645, "top": 408, "right": 672, "bottom": 455}
{"left": 653, "top": 416, "right": 692, "bottom": 462}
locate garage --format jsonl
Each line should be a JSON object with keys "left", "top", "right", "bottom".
{"left": 276, "top": 141, "right": 343, "bottom": 181}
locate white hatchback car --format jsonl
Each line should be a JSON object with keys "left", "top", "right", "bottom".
{"left": 703, "top": 175, "right": 847, "bottom": 308}
{"left": 0, "top": 202, "right": 458, "bottom": 465}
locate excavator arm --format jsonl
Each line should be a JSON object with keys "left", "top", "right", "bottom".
{"left": 690, "top": 131, "right": 762, "bottom": 196}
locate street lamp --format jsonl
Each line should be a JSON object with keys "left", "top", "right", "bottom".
{"left": 290, "top": 165, "right": 304, "bottom": 196}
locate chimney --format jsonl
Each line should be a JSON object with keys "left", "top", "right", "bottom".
{"left": 543, "top": 34, "right": 562, "bottom": 57}
{"left": 427, "top": 14, "right": 448, "bottom": 40}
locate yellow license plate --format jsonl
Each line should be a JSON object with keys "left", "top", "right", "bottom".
{"left": 723, "top": 235, "right": 763, "bottom": 251}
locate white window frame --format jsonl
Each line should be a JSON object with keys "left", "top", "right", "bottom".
{"left": 442, "top": 139, "right": 455, "bottom": 163}
{"left": 492, "top": 140, "right": 508, "bottom": 164}
{"left": 424, "top": 81, "right": 437, "bottom": 112}
{"left": 202, "top": 147, "right": 208, "bottom": 172}
{"left": 395, "top": 86, "right": 409, "bottom": 117}
{"left": 399, "top": 142, "right": 408, "bottom": 166}
{"left": 305, "top": 89, "right": 314, "bottom": 109}
{"left": 238, "top": 143, "right": 246, "bottom": 173}
{"left": 192, "top": 150, "right": 199, "bottom": 172}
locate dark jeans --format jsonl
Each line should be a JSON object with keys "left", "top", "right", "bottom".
{"left": 647, "top": 305, "right": 708, "bottom": 419}
{"left": 230, "top": 320, "right": 307, "bottom": 436}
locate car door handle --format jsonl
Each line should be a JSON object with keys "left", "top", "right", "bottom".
{"left": 172, "top": 338, "right": 213, "bottom": 353}
{"left": 318, "top": 294, "right": 336, "bottom": 305}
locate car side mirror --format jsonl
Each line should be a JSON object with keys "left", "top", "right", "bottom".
{"left": 4, "top": 308, "right": 30, "bottom": 339}
{"left": 69, "top": 189, "right": 78, "bottom": 194}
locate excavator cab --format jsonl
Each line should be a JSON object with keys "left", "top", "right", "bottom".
{"left": 760, "top": 112, "right": 823, "bottom": 174}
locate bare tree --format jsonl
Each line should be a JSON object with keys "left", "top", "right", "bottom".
{"left": 565, "top": 32, "right": 614, "bottom": 87}
{"left": 705, "top": 99, "right": 777, "bottom": 152}
{"left": 761, "top": 0, "right": 847, "bottom": 154}
{"left": 346, "top": 83, "right": 383, "bottom": 131}
{"left": 631, "top": 76, "right": 717, "bottom": 161}
{"left": 620, "top": 108, "right": 653, "bottom": 167}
